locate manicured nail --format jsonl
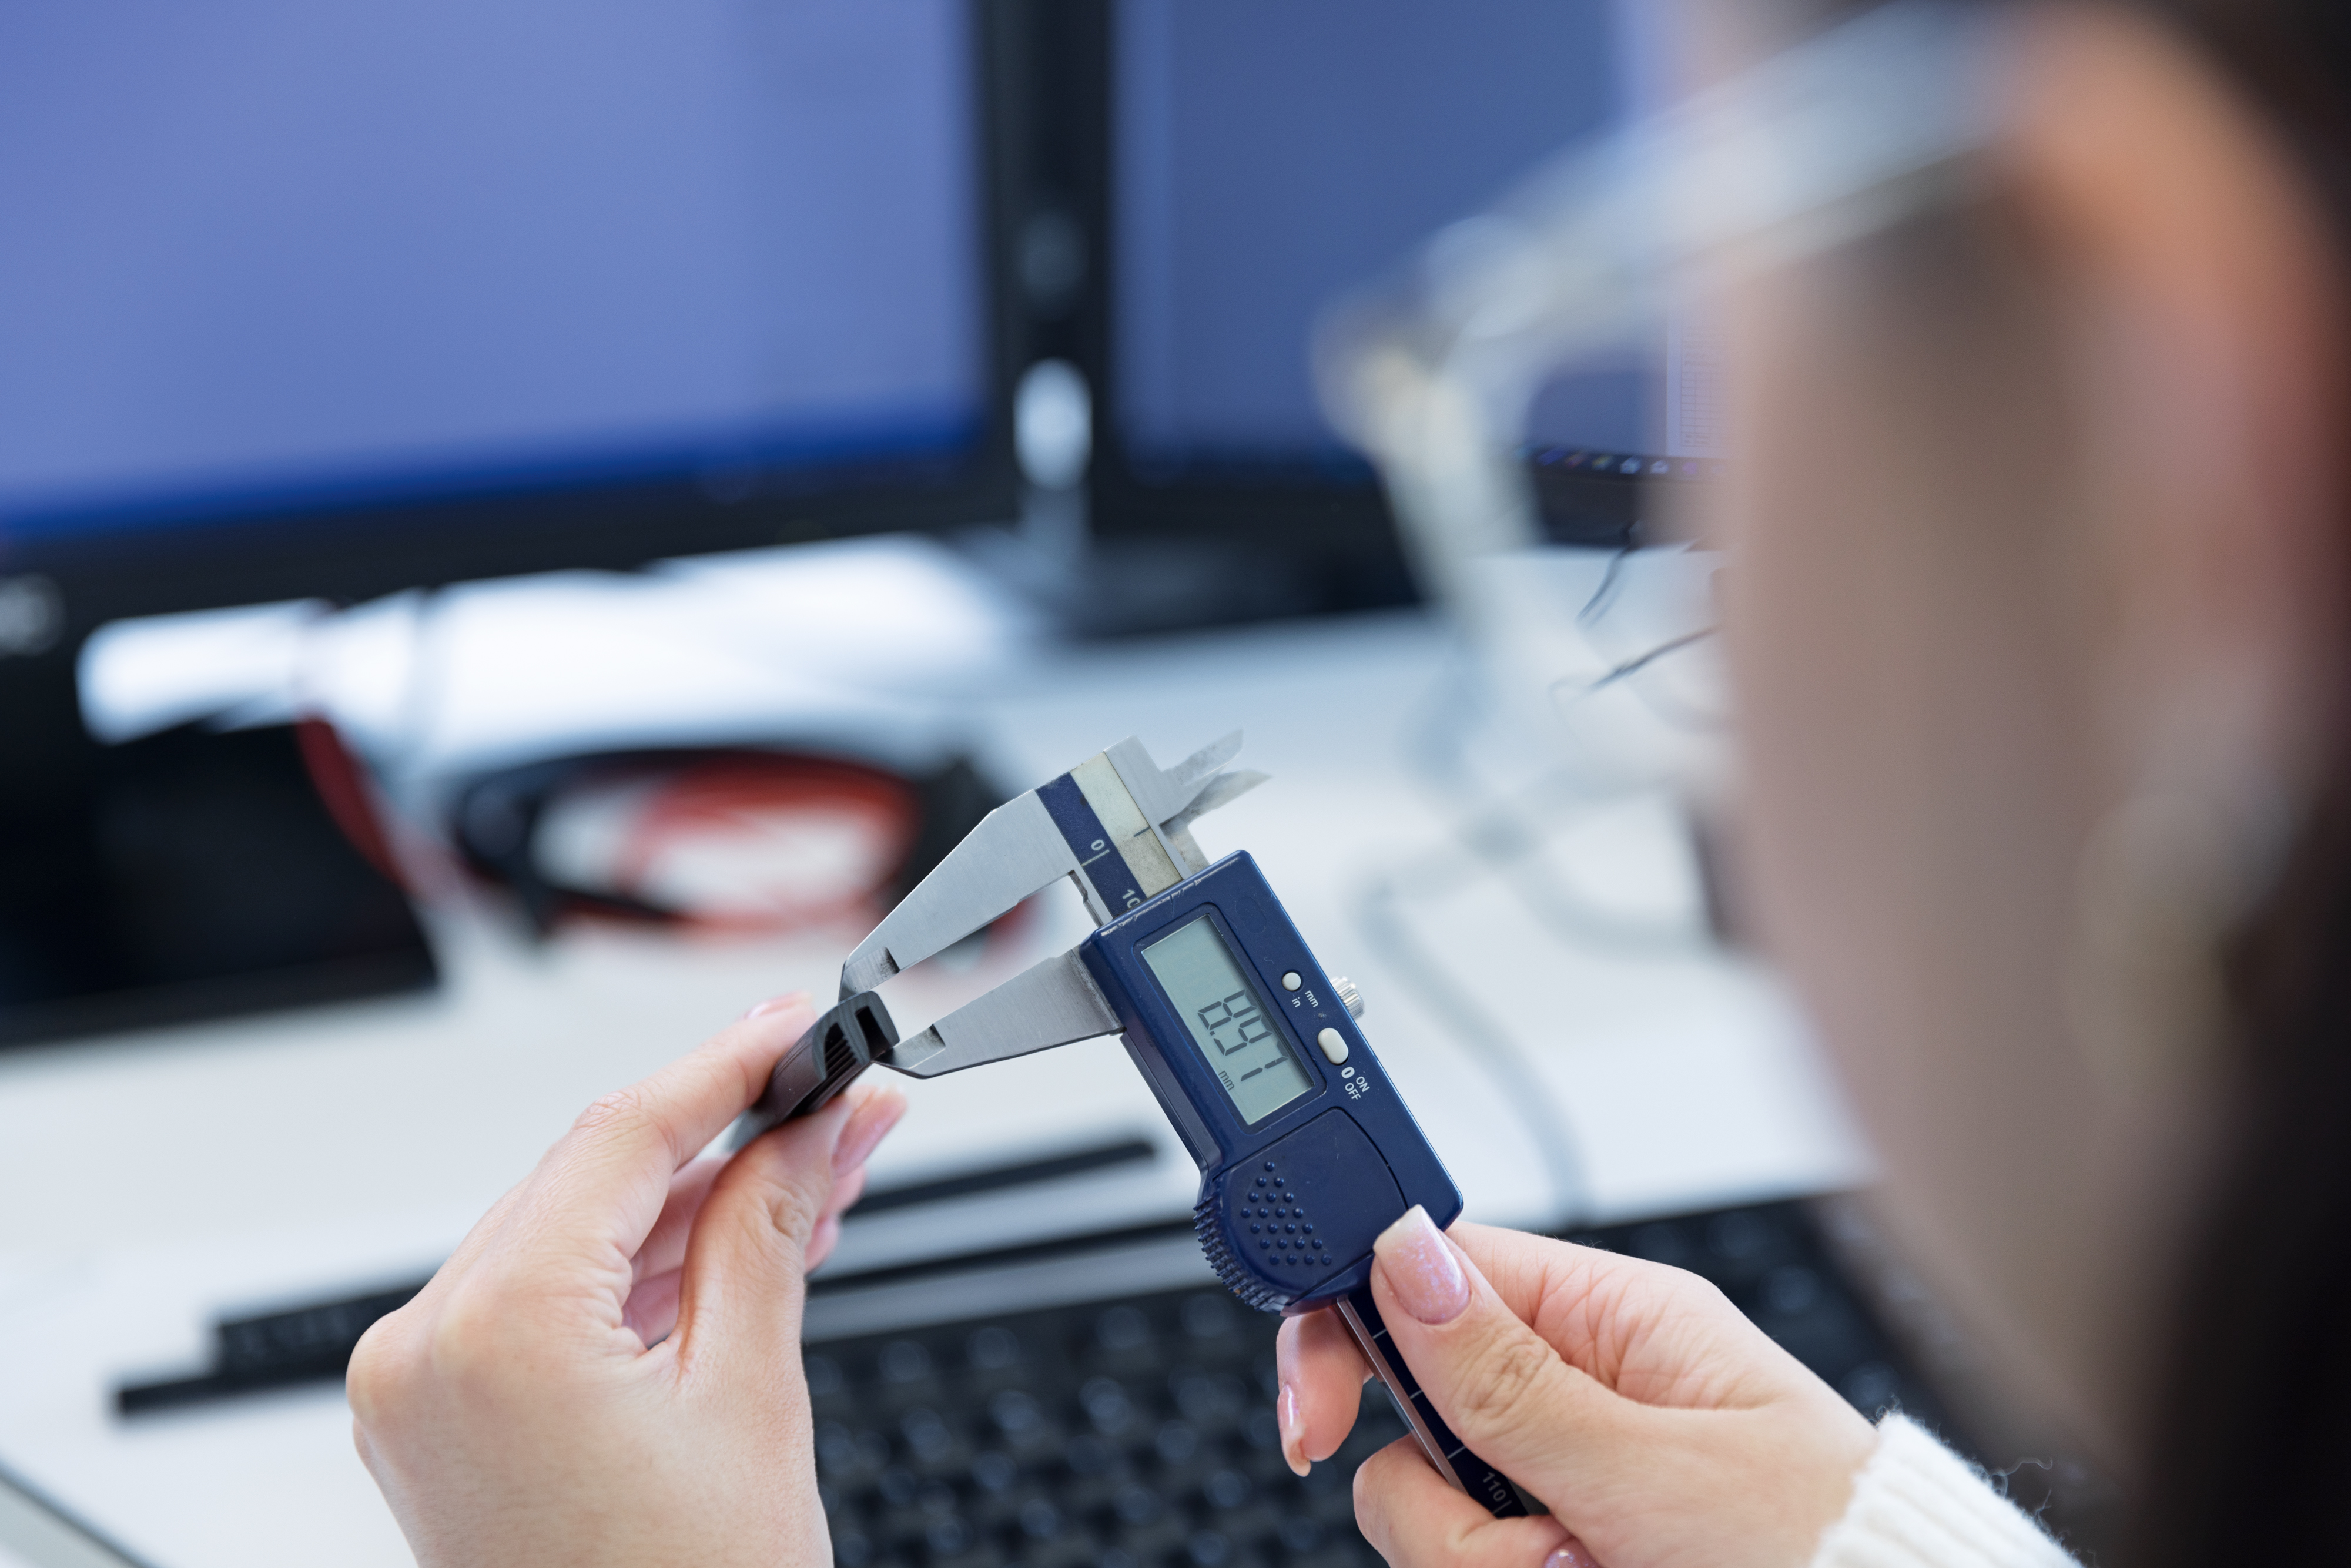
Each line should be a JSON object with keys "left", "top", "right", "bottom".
{"left": 1543, "top": 1540, "right": 1600, "bottom": 1568}
{"left": 833, "top": 1086, "right": 907, "bottom": 1175}
{"left": 1278, "top": 1383, "right": 1308, "bottom": 1477}
{"left": 1374, "top": 1205, "right": 1470, "bottom": 1325}
{"left": 742, "top": 991, "right": 807, "bottom": 1021}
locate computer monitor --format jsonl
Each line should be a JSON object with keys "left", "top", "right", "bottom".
{"left": 1091, "top": 0, "right": 1706, "bottom": 558}
{"left": 0, "top": 0, "right": 1016, "bottom": 628}
{"left": 0, "top": 0, "right": 1019, "bottom": 1044}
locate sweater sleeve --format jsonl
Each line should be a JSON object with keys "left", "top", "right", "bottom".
{"left": 1808, "top": 1413, "right": 2079, "bottom": 1568}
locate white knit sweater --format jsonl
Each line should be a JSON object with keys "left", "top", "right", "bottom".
{"left": 1809, "top": 1415, "right": 2079, "bottom": 1567}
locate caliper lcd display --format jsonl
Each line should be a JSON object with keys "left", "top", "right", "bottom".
{"left": 1140, "top": 913, "right": 1315, "bottom": 1125}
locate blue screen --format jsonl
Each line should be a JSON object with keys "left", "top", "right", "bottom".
{"left": 0, "top": 0, "right": 984, "bottom": 544}
{"left": 1114, "top": 0, "right": 1697, "bottom": 475}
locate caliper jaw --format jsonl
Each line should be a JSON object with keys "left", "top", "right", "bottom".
{"left": 725, "top": 951, "right": 1122, "bottom": 1150}
{"left": 838, "top": 731, "right": 1264, "bottom": 996}
{"left": 881, "top": 949, "right": 1118, "bottom": 1078}
{"left": 726, "top": 731, "right": 1264, "bottom": 1150}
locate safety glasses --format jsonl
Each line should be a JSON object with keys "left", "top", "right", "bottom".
{"left": 1318, "top": 0, "right": 2011, "bottom": 782}
{"left": 1319, "top": 0, "right": 2008, "bottom": 581}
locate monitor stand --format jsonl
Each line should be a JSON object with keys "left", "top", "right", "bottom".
{"left": 0, "top": 649, "right": 437, "bottom": 1049}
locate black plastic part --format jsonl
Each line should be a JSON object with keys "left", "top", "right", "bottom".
{"left": 115, "top": 1281, "right": 424, "bottom": 1415}
{"left": 728, "top": 990, "right": 902, "bottom": 1152}
{"left": 854, "top": 1136, "right": 1156, "bottom": 1217}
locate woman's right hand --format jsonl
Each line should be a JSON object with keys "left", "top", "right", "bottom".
{"left": 1277, "top": 1211, "right": 1878, "bottom": 1568}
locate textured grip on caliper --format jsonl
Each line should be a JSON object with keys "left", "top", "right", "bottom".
{"left": 1338, "top": 1285, "right": 1532, "bottom": 1520}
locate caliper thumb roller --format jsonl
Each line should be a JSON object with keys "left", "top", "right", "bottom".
{"left": 724, "top": 732, "right": 1538, "bottom": 1518}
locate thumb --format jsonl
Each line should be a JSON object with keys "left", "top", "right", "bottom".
{"left": 669, "top": 1091, "right": 852, "bottom": 1384}
{"left": 1368, "top": 1206, "right": 1635, "bottom": 1515}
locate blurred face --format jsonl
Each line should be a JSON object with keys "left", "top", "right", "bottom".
{"left": 1703, "top": 6, "right": 2343, "bottom": 1463}
{"left": 1715, "top": 223, "right": 2142, "bottom": 1448}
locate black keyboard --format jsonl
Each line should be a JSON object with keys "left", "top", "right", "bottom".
{"left": 799, "top": 1197, "right": 1953, "bottom": 1568}
{"left": 809, "top": 1284, "right": 1392, "bottom": 1568}
{"left": 115, "top": 1197, "right": 1974, "bottom": 1566}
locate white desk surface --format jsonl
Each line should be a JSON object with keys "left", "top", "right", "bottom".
{"left": 0, "top": 608, "right": 1864, "bottom": 1568}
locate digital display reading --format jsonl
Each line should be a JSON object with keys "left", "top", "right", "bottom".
{"left": 1140, "top": 914, "right": 1316, "bottom": 1125}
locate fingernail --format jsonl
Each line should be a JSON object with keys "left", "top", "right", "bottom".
{"left": 833, "top": 1086, "right": 907, "bottom": 1175}
{"left": 1278, "top": 1382, "right": 1308, "bottom": 1477}
{"left": 1543, "top": 1540, "right": 1600, "bottom": 1568}
{"left": 1374, "top": 1205, "right": 1470, "bottom": 1325}
{"left": 741, "top": 991, "right": 807, "bottom": 1021}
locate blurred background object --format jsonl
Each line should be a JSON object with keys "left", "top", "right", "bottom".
{"left": 0, "top": 2, "right": 2067, "bottom": 1564}
{"left": 0, "top": 0, "right": 1728, "bottom": 1045}
{"left": 0, "top": 0, "right": 1015, "bottom": 1042}
{"left": 1313, "top": 0, "right": 2011, "bottom": 983}
{"left": 448, "top": 746, "right": 1006, "bottom": 940}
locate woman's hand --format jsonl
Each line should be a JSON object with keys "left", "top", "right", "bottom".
{"left": 1278, "top": 1211, "right": 1877, "bottom": 1568}
{"left": 348, "top": 995, "right": 906, "bottom": 1568}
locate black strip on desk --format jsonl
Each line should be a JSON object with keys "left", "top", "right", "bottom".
{"left": 852, "top": 1137, "right": 1157, "bottom": 1215}
{"left": 112, "top": 1143, "right": 1164, "bottom": 1415}
{"left": 806, "top": 1217, "right": 1200, "bottom": 1296}
{"left": 117, "top": 1282, "right": 424, "bottom": 1416}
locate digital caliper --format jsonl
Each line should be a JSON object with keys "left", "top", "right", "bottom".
{"left": 726, "top": 732, "right": 1531, "bottom": 1519}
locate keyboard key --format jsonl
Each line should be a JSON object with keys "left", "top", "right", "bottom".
{"left": 970, "top": 1451, "right": 1017, "bottom": 1493}
{"left": 1018, "top": 1496, "right": 1064, "bottom": 1539}
{"left": 902, "top": 1408, "right": 955, "bottom": 1463}
{"left": 879, "top": 1339, "right": 933, "bottom": 1384}
{"left": 988, "top": 1389, "right": 1042, "bottom": 1437}
{"left": 1079, "top": 1376, "right": 1133, "bottom": 1434}
{"left": 1187, "top": 1527, "right": 1234, "bottom": 1566}
{"left": 1181, "top": 1294, "right": 1235, "bottom": 1339}
{"left": 1156, "top": 1419, "right": 1200, "bottom": 1463}
{"left": 1096, "top": 1305, "right": 1153, "bottom": 1351}
{"left": 968, "top": 1325, "right": 1022, "bottom": 1371}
